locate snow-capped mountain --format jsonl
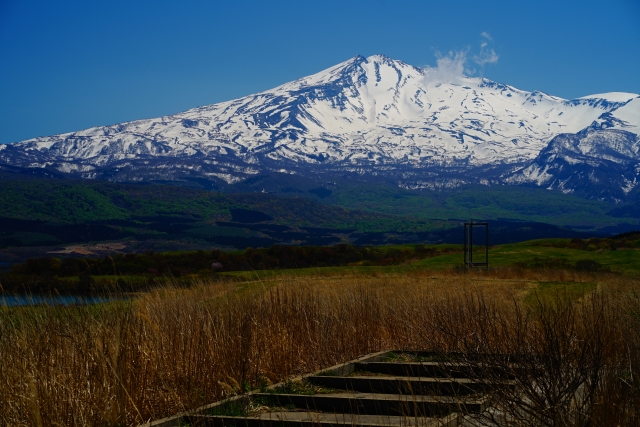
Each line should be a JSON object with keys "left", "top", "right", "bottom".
{"left": 505, "top": 95, "right": 640, "bottom": 201}
{"left": 1, "top": 54, "right": 638, "bottom": 200}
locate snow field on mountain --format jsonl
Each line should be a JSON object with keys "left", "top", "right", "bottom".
{"left": 1, "top": 54, "right": 639, "bottom": 199}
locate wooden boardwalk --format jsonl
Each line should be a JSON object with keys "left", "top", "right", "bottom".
{"left": 139, "top": 351, "right": 509, "bottom": 427}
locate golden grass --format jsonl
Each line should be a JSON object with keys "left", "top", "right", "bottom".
{"left": 0, "top": 268, "right": 639, "bottom": 426}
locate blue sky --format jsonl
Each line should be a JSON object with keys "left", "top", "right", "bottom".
{"left": 1, "top": 0, "right": 639, "bottom": 144}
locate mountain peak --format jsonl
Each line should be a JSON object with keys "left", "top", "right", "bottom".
{"left": 366, "top": 54, "right": 391, "bottom": 62}
{"left": 0, "top": 55, "right": 638, "bottom": 201}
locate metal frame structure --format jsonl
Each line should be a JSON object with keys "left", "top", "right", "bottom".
{"left": 464, "top": 220, "right": 489, "bottom": 268}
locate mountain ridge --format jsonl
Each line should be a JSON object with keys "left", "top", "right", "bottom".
{"left": 1, "top": 54, "right": 638, "bottom": 201}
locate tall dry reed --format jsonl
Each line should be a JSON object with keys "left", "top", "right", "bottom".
{"left": 0, "top": 270, "right": 638, "bottom": 426}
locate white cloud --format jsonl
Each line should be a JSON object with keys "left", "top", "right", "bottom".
{"left": 424, "top": 50, "right": 469, "bottom": 84}
{"left": 423, "top": 32, "right": 499, "bottom": 83}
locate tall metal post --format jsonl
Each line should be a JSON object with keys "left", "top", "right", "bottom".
{"left": 486, "top": 223, "right": 489, "bottom": 268}
{"left": 469, "top": 221, "right": 473, "bottom": 264}
{"left": 463, "top": 222, "right": 467, "bottom": 265}
{"left": 463, "top": 220, "right": 489, "bottom": 269}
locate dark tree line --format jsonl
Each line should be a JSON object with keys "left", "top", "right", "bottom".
{"left": 536, "top": 231, "right": 640, "bottom": 251}
{"left": 7, "top": 244, "right": 451, "bottom": 280}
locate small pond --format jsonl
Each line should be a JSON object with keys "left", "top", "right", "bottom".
{"left": 0, "top": 294, "right": 128, "bottom": 307}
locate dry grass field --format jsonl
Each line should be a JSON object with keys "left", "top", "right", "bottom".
{"left": 1, "top": 266, "right": 639, "bottom": 426}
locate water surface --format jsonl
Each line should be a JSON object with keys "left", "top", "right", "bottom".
{"left": 1, "top": 294, "right": 127, "bottom": 307}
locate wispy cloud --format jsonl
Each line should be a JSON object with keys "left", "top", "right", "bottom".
{"left": 424, "top": 32, "right": 499, "bottom": 83}
{"left": 473, "top": 32, "right": 499, "bottom": 70}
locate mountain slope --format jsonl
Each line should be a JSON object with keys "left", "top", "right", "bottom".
{"left": 0, "top": 179, "right": 453, "bottom": 253}
{"left": 0, "top": 54, "right": 638, "bottom": 199}
{"left": 0, "top": 179, "right": 613, "bottom": 262}
{"left": 506, "top": 96, "right": 640, "bottom": 201}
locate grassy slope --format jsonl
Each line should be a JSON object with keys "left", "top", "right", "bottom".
{"left": 415, "top": 240, "right": 640, "bottom": 276}
{"left": 325, "top": 183, "right": 630, "bottom": 228}
{"left": 3, "top": 179, "right": 627, "bottom": 229}
{"left": 0, "top": 179, "right": 446, "bottom": 232}
{"left": 0, "top": 180, "right": 129, "bottom": 223}
{"left": 2, "top": 178, "right": 636, "bottom": 252}
{"left": 222, "top": 240, "right": 640, "bottom": 279}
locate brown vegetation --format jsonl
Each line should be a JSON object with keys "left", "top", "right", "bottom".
{"left": 0, "top": 268, "right": 639, "bottom": 426}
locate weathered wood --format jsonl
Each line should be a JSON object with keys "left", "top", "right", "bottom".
{"left": 138, "top": 350, "right": 515, "bottom": 427}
